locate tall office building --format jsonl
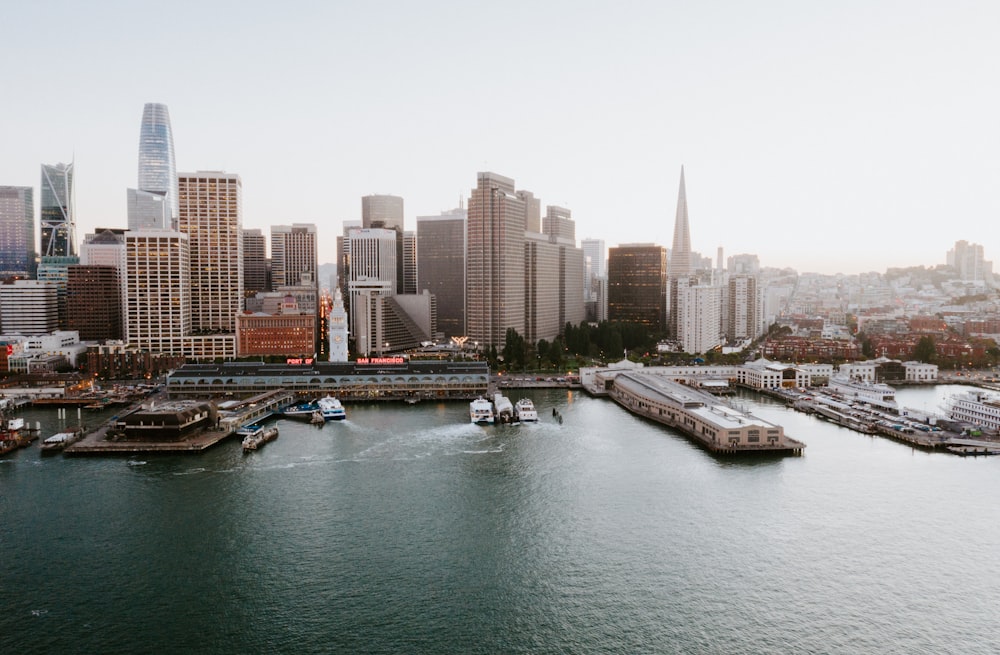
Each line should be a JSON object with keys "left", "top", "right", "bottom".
{"left": 40, "top": 162, "right": 75, "bottom": 257}
{"left": 124, "top": 230, "right": 191, "bottom": 353}
{"left": 127, "top": 188, "right": 168, "bottom": 231}
{"left": 466, "top": 172, "right": 526, "bottom": 348}
{"left": 416, "top": 208, "right": 466, "bottom": 339}
{"left": 0, "top": 186, "right": 35, "bottom": 279}
{"left": 362, "top": 194, "right": 405, "bottom": 292}
{"left": 668, "top": 167, "right": 693, "bottom": 338}
{"left": 581, "top": 238, "right": 606, "bottom": 279}
{"left": 66, "top": 265, "right": 123, "bottom": 341}
{"left": 543, "top": 206, "right": 575, "bottom": 242}
{"left": 675, "top": 279, "right": 723, "bottom": 354}
{"left": 402, "top": 231, "right": 417, "bottom": 295}
{"left": 727, "top": 274, "right": 760, "bottom": 342}
{"left": 242, "top": 228, "right": 268, "bottom": 295}
{"left": 0, "top": 280, "right": 59, "bottom": 335}
{"left": 524, "top": 233, "right": 562, "bottom": 343}
{"left": 270, "top": 224, "right": 317, "bottom": 289}
{"left": 517, "top": 190, "right": 541, "bottom": 233}
{"left": 136, "top": 103, "right": 178, "bottom": 229}
{"left": 178, "top": 172, "right": 243, "bottom": 333}
{"left": 607, "top": 244, "right": 667, "bottom": 331}
{"left": 346, "top": 227, "right": 396, "bottom": 356}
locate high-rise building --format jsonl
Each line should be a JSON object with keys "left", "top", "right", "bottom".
{"left": 727, "top": 274, "right": 761, "bottom": 343}
{"left": 0, "top": 186, "right": 35, "bottom": 279}
{"left": 543, "top": 206, "right": 575, "bottom": 242}
{"left": 178, "top": 172, "right": 243, "bottom": 333}
{"left": 136, "top": 103, "right": 178, "bottom": 229}
{"left": 582, "top": 238, "right": 607, "bottom": 321}
{"left": 242, "top": 228, "right": 268, "bottom": 295}
{"left": 126, "top": 188, "right": 168, "bottom": 231}
{"left": 607, "top": 243, "right": 666, "bottom": 331}
{"left": 347, "top": 227, "right": 397, "bottom": 355}
{"left": 66, "top": 265, "right": 123, "bottom": 341}
{"left": 524, "top": 233, "right": 562, "bottom": 343}
{"left": 675, "top": 278, "right": 723, "bottom": 354}
{"left": 668, "top": 167, "right": 692, "bottom": 338}
{"left": 0, "top": 280, "right": 59, "bottom": 335}
{"left": 270, "top": 224, "right": 317, "bottom": 290}
{"left": 362, "top": 194, "right": 405, "bottom": 292}
{"left": 402, "top": 230, "right": 417, "bottom": 295}
{"left": 581, "top": 238, "right": 606, "bottom": 279}
{"left": 124, "top": 230, "right": 191, "bottom": 353}
{"left": 516, "top": 190, "right": 541, "bottom": 233}
{"left": 40, "top": 162, "right": 74, "bottom": 257}
{"left": 416, "top": 208, "right": 466, "bottom": 338}
{"left": 466, "top": 172, "right": 526, "bottom": 348}
{"left": 947, "top": 240, "right": 994, "bottom": 283}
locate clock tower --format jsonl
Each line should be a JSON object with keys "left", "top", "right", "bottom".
{"left": 328, "top": 287, "right": 349, "bottom": 362}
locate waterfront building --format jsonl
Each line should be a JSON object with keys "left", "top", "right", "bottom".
{"left": 115, "top": 401, "right": 213, "bottom": 441}
{"left": 178, "top": 172, "right": 243, "bottom": 333}
{"left": 328, "top": 287, "right": 349, "bottom": 362}
{"left": 126, "top": 188, "right": 169, "bottom": 231}
{"left": 0, "top": 280, "right": 59, "bottom": 335}
{"left": 947, "top": 391, "right": 1000, "bottom": 433}
{"left": 0, "top": 186, "right": 35, "bottom": 279}
{"left": 137, "top": 102, "right": 178, "bottom": 229}
{"left": 416, "top": 208, "right": 466, "bottom": 339}
{"left": 166, "top": 360, "right": 490, "bottom": 401}
{"left": 236, "top": 308, "right": 316, "bottom": 358}
{"left": 466, "top": 172, "right": 526, "bottom": 348}
{"left": 66, "top": 265, "right": 123, "bottom": 341}
{"left": 1, "top": 331, "right": 88, "bottom": 374}
{"left": 124, "top": 230, "right": 190, "bottom": 352}
{"left": 40, "top": 162, "right": 75, "bottom": 258}
{"left": 607, "top": 243, "right": 666, "bottom": 331}
{"left": 242, "top": 228, "right": 268, "bottom": 295}
{"left": 270, "top": 224, "right": 317, "bottom": 291}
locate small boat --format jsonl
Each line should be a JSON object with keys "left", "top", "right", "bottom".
{"left": 309, "top": 410, "right": 325, "bottom": 424}
{"left": 514, "top": 398, "right": 538, "bottom": 422}
{"left": 494, "top": 393, "right": 514, "bottom": 423}
{"left": 317, "top": 396, "right": 346, "bottom": 421}
{"left": 241, "top": 425, "right": 279, "bottom": 452}
{"left": 470, "top": 397, "right": 495, "bottom": 424}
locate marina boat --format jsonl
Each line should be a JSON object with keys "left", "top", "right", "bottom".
{"left": 40, "top": 428, "right": 84, "bottom": 454}
{"left": 317, "top": 395, "right": 346, "bottom": 421}
{"left": 0, "top": 418, "right": 36, "bottom": 456}
{"left": 241, "top": 425, "right": 279, "bottom": 452}
{"left": 283, "top": 400, "right": 321, "bottom": 420}
{"left": 470, "top": 397, "right": 495, "bottom": 424}
{"left": 514, "top": 398, "right": 538, "bottom": 422}
{"left": 494, "top": 393, "right": 514, "bottom": 423}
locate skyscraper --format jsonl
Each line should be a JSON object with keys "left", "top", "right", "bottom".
{"left": 0, "top": 186, "right": 35, "bottom": 279}
{"left": 40, "top": 162, "right": 74, "bottom": 257}
{"left": 466, "top": 172, "right": 526, "bottom": 348}
{"left": 178, "top": 172, "right": 243, "bottom": 333}
{"left": 242, "top": 228, "right": 268, "bottom": 295}
{"left": 136, "top": 103, "right": 178, "bottom": 229}
{"left": 668, "top": 167, "right": 692, "bottom": 338}
{"left": 270, "top": 224, "right": 317, "bottom": 289}
{"left": 607, "top": 244, "right": 667, "bottom": 331}
{"left": 362, "top": 194, "right": 405, "bottom": 292}
{"left": 416, "top": 208, "right": 466, "bottom": 339}
{"left": 124, "top": 230, "right": 191, "bottom": 352}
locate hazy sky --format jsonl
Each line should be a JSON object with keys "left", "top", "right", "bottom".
{"left": 3, "top": 1, "right": 998, "bottom": 274}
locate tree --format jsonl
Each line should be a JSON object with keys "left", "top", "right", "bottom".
{"left": 912, "top": 335, "right": 936, "bottom": 363}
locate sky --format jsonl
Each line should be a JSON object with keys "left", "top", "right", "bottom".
{"left": 3, "top": 0, "right": 999, "bottom": 275}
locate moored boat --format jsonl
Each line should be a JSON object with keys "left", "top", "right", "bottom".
{"left": 494, "top": 393, "right": 514, "bottom": 423}
{"left": 514, "top": 398, "right": 538, "bottom": 422}
{"left": 241, "top": 425, "right": 279, "bottom": 452}
{"left": 317, "top": 395, "right": 346, "bottom": 421}
{"left": 470, "top": 397, "right": 495, "bottom": 424}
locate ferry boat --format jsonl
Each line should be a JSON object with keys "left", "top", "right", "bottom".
{"left": 827, "top": 377, "right": 898, "bottom": 411}
{"left": 494, "top": 393, "right": 514, "bottom": 423}
{"left": 317, "top": 396, "right": 346, "bottom": 421}
{"left": 283, "top": 400, "right": 321, "bottom": 420}
{"left": 241, "top": 425, "right": 279, "bottom": 452}
{"left": 946, "top": 390, "right": 1000, "bottom": 434}
{"left": 514, "top": 398, "right": 538, "bottom": 422}
{"left": 470, "top": 397, "right": 495, "bottom": 424}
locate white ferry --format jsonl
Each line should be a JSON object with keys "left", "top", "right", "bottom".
{"left": 241, "top": 425, "right": 279, "bottom": 452}
{"left": 827, "top": 377, "right": 898, "bottom": 411}
{"left": 947, "top": 391, "right": 1000, "bottom": 433}
{"left": 318, "top": 396, "right": 346, "bottom": 421}
{"left": 470, "top": 397, "right": 495, "bottom": 424}
{"left": 514, "top": 398, "right": 538, "bottom": 422}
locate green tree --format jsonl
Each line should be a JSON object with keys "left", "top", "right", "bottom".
{"left": 912, "top": 335, "right": 936, "bottom": 363}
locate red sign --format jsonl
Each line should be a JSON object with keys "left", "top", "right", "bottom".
{"left": 356, "top": 357, "right": 405, "bottom": 365}
{"left": 286, "top": 357, "right": 315, "bottom": 365}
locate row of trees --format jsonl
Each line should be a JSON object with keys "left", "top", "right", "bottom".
{"left": 484, "top": 321, "right": 662, "bottom": 371}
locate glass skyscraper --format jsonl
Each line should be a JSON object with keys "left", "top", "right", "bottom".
{"left": 40, "top": 162, "right": 74, "bottom": 257}
{"left": 136, "top": 103, "right": 178, "bottom": 229}
{"left": 0, "top": 186, "right": 35, "bottom": 278}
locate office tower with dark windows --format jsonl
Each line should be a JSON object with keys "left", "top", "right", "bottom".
{"left": 416, "top": 208, "right": 466, "bottom": 338}
{"left": 177, "top": 172, "right": 243, "bottom": 334}
{"left": 66, "top": 265, "right": 123, "bottom": 341}
{"left": 362, "top": 194, "right": 405, "bottom": 293}
{"left": 242, "top": 228, "right": 268, "bottom": 295}
{"left": 136, "top": 103, "right": 178, "bottom": 229}
{"left": 270, "top": 224, "right": 317, "bottom": 289}
{"left": 607, "top": 243, "right": 666, "bottom": 331}
{"left": 40, "top": 162, "right": 75, "bottom": 258}
{"left": 0, "top": 186, "right": 35, "bottom": 279}
{"left": 466, "top": 172, "right": 526, "bottom": 348}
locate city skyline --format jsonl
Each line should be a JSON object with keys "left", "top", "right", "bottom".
{"left": 3, "top": 2, "right": 999, "bottom": 274}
